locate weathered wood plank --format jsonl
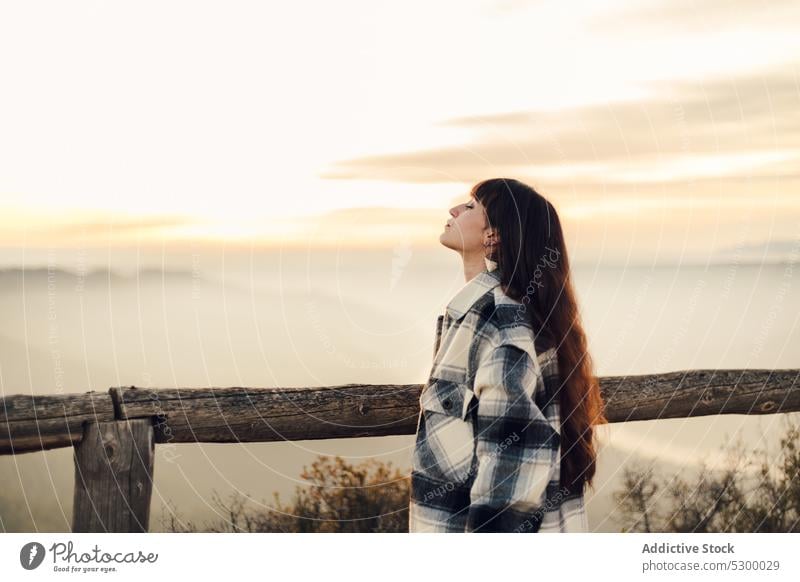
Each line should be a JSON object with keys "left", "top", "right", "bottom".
{"left": 0, "top": 391, "right": 115, "bottom": 454}
{"left": 72, "top": 419, "right": 155, "bottom": 533}
{"left": 0, "top": 390, "right": 115, "bottom": 423}
{"left": 600, "top": 368, "right": 800, "bottom": 422}
{"left": 113, "top": 384, "right": 421, "bottom": 443}
{"left": 2, "top": 368, "right": 798, "bottom": 453}
{"left": 113, "top": 368, "right": 800, "bottom": 443}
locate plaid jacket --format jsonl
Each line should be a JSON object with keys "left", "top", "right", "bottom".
{"left": 409, "top": 260, "right": 589, "bottom": 532}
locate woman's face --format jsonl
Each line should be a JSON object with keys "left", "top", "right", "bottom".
{"left": 439, "top": 195, "right": 490, "bottom": 253}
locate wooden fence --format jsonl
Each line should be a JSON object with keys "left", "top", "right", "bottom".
{"left": 1, "top": 368, "right": 798, "bottom": 532}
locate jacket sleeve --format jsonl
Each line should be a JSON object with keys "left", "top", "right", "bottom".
{"left": 465, "top": 343, "right": 560, "bottom": 532}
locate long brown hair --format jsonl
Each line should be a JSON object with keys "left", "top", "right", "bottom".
{"left": 472, "top": 178, "right": 607, "bottom": 492}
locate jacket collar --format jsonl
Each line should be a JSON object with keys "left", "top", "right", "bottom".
{"left": 445, "top": 257, "right": 502, "bottom": 321}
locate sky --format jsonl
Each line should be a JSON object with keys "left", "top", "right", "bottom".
{"left": 1, "top": 1, "right": 799, "bottom": 533}
{"left": 1, "top": 0, "right": 798, "bottom": 263}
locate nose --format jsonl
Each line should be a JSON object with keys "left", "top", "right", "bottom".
{"left": 449, "top": 206, "right": 458, "bottom": 217}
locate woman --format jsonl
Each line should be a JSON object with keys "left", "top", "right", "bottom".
{"left": 409, "top": 178, "right": 607, "bottom": 533}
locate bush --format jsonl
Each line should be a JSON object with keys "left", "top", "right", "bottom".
{"left": 162, "top": 455, "right": 410, "bottom": 533}
{"left": 613, "top": 419, "right": 800, "bottom": 532}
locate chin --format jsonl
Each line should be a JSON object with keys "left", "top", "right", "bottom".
{"left": 438, "top": 233, "right": 458, "bottom": 251}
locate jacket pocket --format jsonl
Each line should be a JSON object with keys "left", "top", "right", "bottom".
{"left": 412, "top": 379, "right": 476, "bottom": 485}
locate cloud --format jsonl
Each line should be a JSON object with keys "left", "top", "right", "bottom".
{"left": 281, "top": 207, "right": 451, "bottom": 247}
{"left": 45, "top": 215, "right": 196, "bottom": 237}
{"left": 319, "top": 66, "right": 800, "bottom": 186}
{"left": 712, "top": 236, "right": 800, "bottom": 262}
{"left": 0, "top": 213, "right": 204, "bottom": 247}
{"left": 590, "top": 0, "right": 800, "bottom": 34}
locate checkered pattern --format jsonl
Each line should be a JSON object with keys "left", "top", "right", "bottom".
{"left": 409, "top": 260, "right": 589, "bottom": 532}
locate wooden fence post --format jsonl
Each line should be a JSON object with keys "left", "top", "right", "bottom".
{"left": 72, "top": 418, "right": 155, "bottom": 532}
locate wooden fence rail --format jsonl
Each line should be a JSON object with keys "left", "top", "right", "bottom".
{"left": 1, "top": 368, "right": 799, "bottom": 532}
